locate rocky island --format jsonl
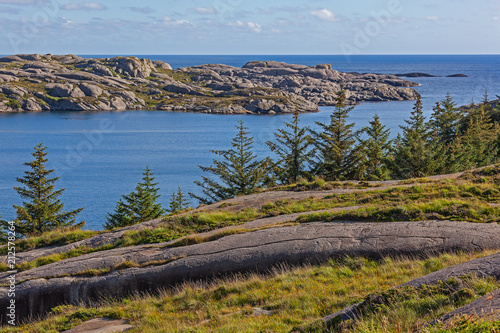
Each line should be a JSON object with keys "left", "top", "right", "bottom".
{"left": 0, "top": 54, "right": 420, "bottom": 114}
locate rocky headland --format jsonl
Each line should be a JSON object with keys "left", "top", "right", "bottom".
{"left": 0, "top": 54, "right": 420, "bottom": 114}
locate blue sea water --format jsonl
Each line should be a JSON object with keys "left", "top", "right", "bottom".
{"left": 0, "top": 55, "right": 499, "bottom": 229}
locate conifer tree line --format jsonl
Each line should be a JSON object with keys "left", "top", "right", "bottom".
{"left": 192, "top": 89, "right": 500, "bottom": 204}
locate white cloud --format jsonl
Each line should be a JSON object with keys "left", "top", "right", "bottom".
{"left": 162, "top": 16, "right": 194, "bottom": 27}
{"left": 310, "top": 9, "right": 339, "bottom": 22}
{"left": 493, "top": 16, "right": 499, "bottom": 21}
{"left": 426, "top": 16, "right": 440, "bottom": 21}
{"left": 192, "top": 6, "right": 217, "bottom": 15}
{"left": 61, "top": 2, "right": 107, "bottom": 11}
{"left": 228, "top": 20, "right": 262, "bottom": 33}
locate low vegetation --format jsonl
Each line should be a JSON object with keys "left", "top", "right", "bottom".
{"left": 427, "top": 316, "right": 500, "bottom": 333}
{"left": 1, "top": 250, "right": 496, "bottom": 333}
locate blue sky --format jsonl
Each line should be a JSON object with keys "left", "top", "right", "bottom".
{"left": 0, "top": 0, "right": 499, "bottom": 55}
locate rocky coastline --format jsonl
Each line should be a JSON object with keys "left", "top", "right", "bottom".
{"left": 0, "top": 54, "right": 421, "bottom": 114}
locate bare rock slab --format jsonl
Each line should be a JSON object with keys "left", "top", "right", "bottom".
{"left": 1, "top": 221, "right": 500, "bottom": 324}
{"left": 62, "top": 318, "right": 132, "bottom": 333}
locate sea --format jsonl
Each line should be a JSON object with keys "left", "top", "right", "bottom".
{"left": 0, "top": 55, "right": 499, "bottom": 230}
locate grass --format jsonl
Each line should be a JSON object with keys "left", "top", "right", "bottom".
{"left": 6, "top": 244, "right": 115, "bottom": 273}
{"left": 316, "top": 274, "right": 499, "bottom": 332}
{"left": 118, "top": 209, "right": 260, "bottom": 247}
{"left": 6, "top": 98, "right": 21, "bottom": 109}
{"left": 426, "top": 316, "right": 500, "bottom": 332}
{"left": 296, "top": 198, "right": 500, "bottom": 224}
{"left": 0, "top": 227, "right": 100, "bottom": 255}
{"left": 2, "top": 250, "right": 497, "bottom": 333}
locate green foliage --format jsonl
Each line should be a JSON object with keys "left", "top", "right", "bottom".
{"left": 450, "top": 107, "right": 500, "bottom": 170}
{"left": 297, "top": 198, "right": 500, "bottom": 224}
{"left": 391, "top": 96, "right": 439, "bottom": 179}
{"left": 333, "top": 275, "right": 499, "bottom": 333}
{"left": 6, "top": 98, "right": 21, "bottom": 109}
{"left": 191, "top": 120, "right": 269, "bottom": 204}
{"left": 427, "top": 316, "right": 500, "bottom": 333}
{"left": 0, "top": 227, "right": 98, "bottom": 254}
{"left": 105, "top": 166, "right": 166, "bottom": 229}
{"left": 1, "top": 143, "right": 84, "bottom": 238}
{"left": 168, "top": 186, "right": 191, "bottom": 213}
{"left": 266, "top": 109, "right": 315, "bottom": 184}
{"left": 429, "top": 93, "right": 461, "bottom": 145}
{"left": 357, "top": 114, "right": 393, "bottom": 180}
{"left": 310, "top": 86, "right": 362, "bottom": 180}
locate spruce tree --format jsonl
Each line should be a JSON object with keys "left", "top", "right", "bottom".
{"left": 429, "top": 93, "right": 460, "bottom": 145}
{"left": 391, "top": 96, "right": 437, "bottom": 179}
{"left": 105, "top": 166, "right": 165, "bottom": 229}
{"left": 310, "top": 86, "right": 361, "bottom": 180}
{"left": 358, "top": 114, "right": 392, "bottom": 180}
{"left": 451, "top": 108, "right": 500, "bottom": 169}
{"left": 266, "top": 109, "right": 315, "bottom": 184}
{"left": 191, "top": 121, "right": 268, "bottom": 205}
{"left": 10, "top": 143, "right": 84, "bottom": 236}
{"left": 168, "top": 186, "right": 191, "bottom": 213}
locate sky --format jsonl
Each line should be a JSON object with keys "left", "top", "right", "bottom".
{"left": 0, "top": 0, "right": 499, "bottom": 55}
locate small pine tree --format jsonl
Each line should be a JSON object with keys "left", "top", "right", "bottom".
{"left": 266, "top": 109, "right": 315, "bottom": 184}
{"left": 191, "top": 121, "right": 268, "bottom": 205}
{"left": 168, "top": 186, "right": 190, "bottom": 213}
{"left": 357, "top": 114, "right": 392, "bottom": 180}
{"left": 310, "top": 86, "right": 362, "bottom": 180}
{"left": 105, "top": 166, "right": 165, "bottom": 229}
{"left": 391, "top": 96, "right": 437, "bottom": 179}
{"left": 8, "top": 143, "right": 84, "bottom": 236}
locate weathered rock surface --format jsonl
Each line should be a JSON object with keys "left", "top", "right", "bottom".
{"left": 1, "top": 220, "right": 500, "bottom": 323}
{"left": 62, "top": 318, "right": 133, "bottom": 333}
{"left": 0, "top": 54, "right": 420, "bottom": 114}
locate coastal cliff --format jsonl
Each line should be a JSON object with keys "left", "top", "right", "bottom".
{"left": 0, "top": 54, "right": 420, "bottom": 114}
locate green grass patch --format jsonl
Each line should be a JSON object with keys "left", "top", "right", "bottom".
{"left": 0, "top": 227, "right": 100, "bottom": 255}
{"left": 8, "top": 244, "right": 115, "bottom": 273}
{"left": 297, "top": 198, "right": 500, "bottom": 224}
{"left": 6, "top": 98, "right": 21, "bottom": 108}
{"left": 323, "top": 274, "right": 500, "bottom": 332}
{"left": 119, "top": 209, "right": 260, "bottom": 247}
{"left": 426, "top": 316, "right": 500, "bottom": 332}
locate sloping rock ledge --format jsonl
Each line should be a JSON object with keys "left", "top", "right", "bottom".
{"left": 1, "top": 220, "right": 499, "bottom": 324}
